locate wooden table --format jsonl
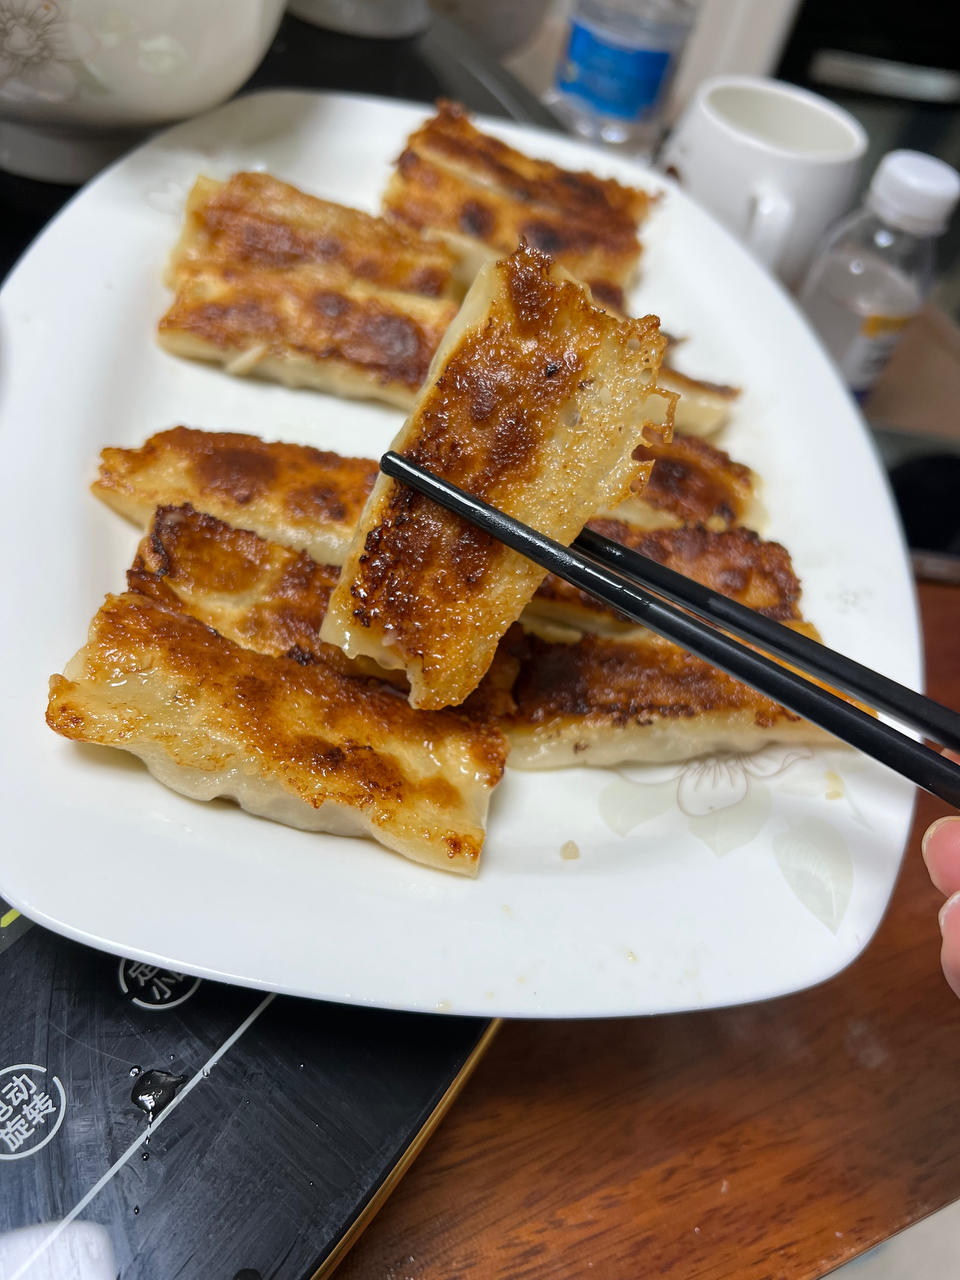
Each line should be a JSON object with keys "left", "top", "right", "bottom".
{"left": 338, "top": 580, "right": 960, "bottom": 1280}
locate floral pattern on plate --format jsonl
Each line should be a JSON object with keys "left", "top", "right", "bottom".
{"left": 599, "top": 745, "right": 859, "bottom": 933}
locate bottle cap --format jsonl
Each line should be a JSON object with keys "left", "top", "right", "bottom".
{"left": 867, "top": 150, "right": 960, "bottom": 236}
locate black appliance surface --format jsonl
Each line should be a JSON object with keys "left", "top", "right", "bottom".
{"left": 0, "top": 907, "right": 494, "bottom": 1279}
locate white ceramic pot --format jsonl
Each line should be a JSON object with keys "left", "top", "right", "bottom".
{"left": 0, "top": 0, "right": 285, "bottom": 181}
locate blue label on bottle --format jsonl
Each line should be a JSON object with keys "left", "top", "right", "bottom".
{"left": 557, "top": 19, "right": 672, "bottom": 120}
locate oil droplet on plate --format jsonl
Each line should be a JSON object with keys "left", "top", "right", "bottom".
{"left": 129, "top": 1066, "right": 141, "bottom": 1077}
{"left": 825, "top": 769, "right": 845, "bottom": 799}
{"left": 560, "top": 840, "right": 580, "bottom": 860}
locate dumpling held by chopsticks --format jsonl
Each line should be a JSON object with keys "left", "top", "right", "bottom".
{"left": 321, "top": 242, "right": 676, "bottom": 710}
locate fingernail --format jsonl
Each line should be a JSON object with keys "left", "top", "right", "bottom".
{"left": 922, "top": 816, "right": 960, "bottom": 863}
{"left": 938, "top": 890, "right": 960, "bottom": 935}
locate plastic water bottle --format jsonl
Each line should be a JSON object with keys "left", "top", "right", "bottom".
{"left": 545, "top": 0, "right": 698, "bottom": 158}
{"left": 799, "top": 150, "right": 960, "bottom": 401}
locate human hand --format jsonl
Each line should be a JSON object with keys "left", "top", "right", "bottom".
{"left": 922, "top": 789, "right": 960, "bottom": 998}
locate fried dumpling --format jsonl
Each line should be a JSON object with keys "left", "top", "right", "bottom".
{"left": 127, "top": 502, "right": 398, "bottom": 684}
{"left": 127, "top": 502, "right": 519, "bottom": 714}
{"left": 502, "top": 626, "right": 834, "bottom": 769}
{"left": 93, "top": 427, "right": 378, "bottom": 566}
{"left": 46, "top": 591, "right": 508, "bottom": 875}
{"left": 158, "top": 172, "right": 460, "bottom": 407}
{"left": 158, "top": 259, "right": 459, "bottom": 408}
{"left": 321, "top": 243, "right": 675, "bottom": 710}
{"left": 168, "top": 172, "right": 458, "bottom": 297}
{"left": 528, "top": 522, "right": 800, "bottom": 634}
{"left": 609, "top": 432, "right": 761, "bottom": 531}
{"left": 382, "top": 100, "right": 652, "bottom": 312}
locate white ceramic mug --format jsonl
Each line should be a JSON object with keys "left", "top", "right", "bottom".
{"left": 660, "top": 75, "right": 867, "bottom": 287}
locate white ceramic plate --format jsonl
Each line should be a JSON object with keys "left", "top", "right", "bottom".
{"left": 0, "top": 90, "right": 920, "bottom": 1017}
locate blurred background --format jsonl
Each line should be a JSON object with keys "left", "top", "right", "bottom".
{"left": 502, "top": 0, "right": 960, "bottom": 314}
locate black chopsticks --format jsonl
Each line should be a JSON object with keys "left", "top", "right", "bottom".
{"left": 380, "top": 451, "right": 960, "bottom": 809}
{"left": 575, "top": 525, "right": 960, "bottom": 752}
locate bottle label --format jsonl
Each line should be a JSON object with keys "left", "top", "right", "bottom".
{"left": 839, "top": 313, "right": 913, "bottom": 395}
{"left": 556, "top": 19, "right": 672, "bottom": 121}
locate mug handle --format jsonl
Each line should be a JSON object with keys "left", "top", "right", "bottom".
{"left": 745, "top": 185, "right": 793, "bottom": 271}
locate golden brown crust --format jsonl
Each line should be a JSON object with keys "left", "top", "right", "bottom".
{"left": 418, "top": 102, "right": 650, "bottom": 224}
{"left": 158, "top": 260, "right": 458, "bottom": 406}
{"left": 384, "top": 149, "right": 637, "bottom": 309}
{"left": 382, "top": 101, "right": 651, "bottom": 308}
{"left": 614, "top": 432, "right": 757, "bottom": 530}
{"left": 321, "top": 243, "right": 672, "bottom": 710}
{"left": 509, "top": 628, "right": 798, "bottom": 723}
{"left": 160, "top": 171, "right": 461, "bottom": 406}
{"left": 530, "top": 522, "right": 802, "bottom": 632}
{"left": 93, "top": 427, "right": 378, "bottom": 565}
{"left": 129, "top": 504, "right": 520, "bottom": 712}
{"left": 47, "top": 591, "right": 508, "bottom": 874}
{"left": 502, "top": 628, "right": 833, "bottom": 768}
{"left": 169, "top": 172, "right": 458, "bottom": 297}
{"left": 128, "top": 503, "right": 375, "bottom": 676}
